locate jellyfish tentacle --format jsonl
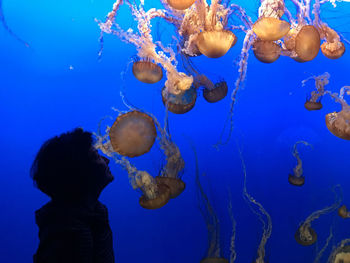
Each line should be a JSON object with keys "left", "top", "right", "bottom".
{"left": 228, "top": 191, "right": 237, "bottom": 263}
{"left": 313, "top": 226, "right": 333, "bottom": 263}
{"left": 239, "top": 148, "right": 272, "bottom": 263}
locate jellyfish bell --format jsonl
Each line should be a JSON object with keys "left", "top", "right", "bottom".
{"left": 294, "top": 25, "right": 320, "bottom": 62}
{"left": 295, "top": 225, "right": 317, "bottom": 246}
{"left": 304, "top": 101, "right": 323, "bottom": 111}
{"left": 325, "top": 110, "right": 350, "bottom": 140}
{"left": 203, "top": 81, "right": 228, "bottom": 103}
{"left": 338, "top": 205, "right": 350, "bottom": 219}
{"left": 139, "top": 183, "right": 171, "bottom": 209}
{"left": 166, "top": 0, "right": 195, "bottom": 10}
{"left": 252, "top": 17, "right": 290, "bottom": 41}
{"left": 162, "top": 86, "right": 197, "bottom": 114}
{"left": 321, "top": 41, "right": 346, "bottom": 60}
{"left": 200, "top": 258, "right": 229, "bottom": 263}
{"left": 132, "top": 60, "right": 163, "bottom": 84}
{"left": 156, "top": 176, "right": 185, "bottom": 198}
{"left": 109, "top": 111, "right": 157, "bottom": 157}
{"left": 196, "top": 30, "right": 237, "bottom": 58}
{"left": 288, "top": 174, "right": 305, "bottom": 186}
{"left": 252, "top": 39, "right": 281, "bottom": 63}
{"left": 333, "top": 245, "right": 350, "bottom": 263}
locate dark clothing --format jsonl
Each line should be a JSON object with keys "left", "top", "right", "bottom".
{"left": 34, "top": 201, "right": 115, "bottom": 263}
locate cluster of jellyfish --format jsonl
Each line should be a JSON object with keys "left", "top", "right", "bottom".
{"left": 302, "top": 72, "right": 350, "bottom": 140}
{"left": 97, "top": 0, "right": 349, "bottom": 145}
{"left": 94, "top": 108, "right": 186, "bottom": 209}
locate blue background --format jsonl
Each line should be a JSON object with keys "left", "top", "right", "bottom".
{"left": 0, "top": 0, "right": 350, "bottom": 262}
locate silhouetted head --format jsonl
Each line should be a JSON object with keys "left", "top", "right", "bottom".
{"left": 31, "top": 128, "right": 114, "bottom": 205}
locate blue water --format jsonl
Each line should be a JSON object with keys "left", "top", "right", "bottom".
{"left": 1, "top": 0, "right": 350, "bottom": 262}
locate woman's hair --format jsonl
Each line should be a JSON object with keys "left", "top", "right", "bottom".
{"left": 30, "top": 128, "right": 107, "bottom": 202}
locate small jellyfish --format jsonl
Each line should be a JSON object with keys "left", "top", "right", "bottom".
{"left": 109, "top": 111, "right": 157, "bottom": 157}
{"left": 252, "top": 38, "right": 281, "bottom": 63}
{"left": 203, "top": 81, "right": 228, "bottom": 103}
{"left": 338, "top": 205, "right": 350, "bottom": 219}
{"left": 328, "top": 239, "right": 350, "bottom": 263}
{"left": 97, "top": 0, "right": 193, "bottom": 95}
{"left": 166, "top": 0, "right": 195, "bottom": 10}
{"left": 132, "top": 59, "right": 163, "bottom": 84}
{"left": 153, "top": 115, "right": 186, "bottom": 198}
{"left": 94, "top": 115, "right": 170, "bottom": 209}
{"left": 325, "top": 86, "right": 350, "bottom": 140}
{"left": 295, "top": 185, "right": 342, "bottom": 246}
{"left": 288, "top": 141, "right": 312, "bottom": 187}
{"left": 162, "top": 85, "right": 197, "bottom": 114}
{"left": 301, "top": 72, "right": 330, "bottom": 111}
{"left": 313, "top": 0, "right": 346, "bottom": 59}
{"left": 252, "top": 0, "right": 290, "bottom": 41}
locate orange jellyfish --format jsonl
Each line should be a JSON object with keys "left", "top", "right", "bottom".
{"left": 166, "top": 0, "right": 195, "bottom": 10}
{"left": 176, "top": 0, "right": 237, "bottom": 58}
{"left": 252, "top": 0, "right": 290, "bottom": 41}
{"left": 338, "top": 205, "right": 350, "bottom": 219}
{"left": 109, "top": 111, "right": 157, "bottom": 157}
{"left": 301, "top": 72, "right": 330, "bottom": 111}
{"left": 328, "top": 239, "right": 350, "bottom": 263}
{"left": 162, "top": 85, "right": 197, "bottom": 114}
{"left": 203, "top": 81, "right": 228, "bottom": 103}
{"left": 288, "top": 141, "right": 312, "bottom": 187}
{"left": 97, "top": 0, "right": 193, "bottom": 95}
{"left": 325, "top": 86, "right": 350, "bottom": 140}
{"left": 282, "top": 0, "right": 321, "bottom": 62}
{"left": 94, "top": 111, "right": 171, "bottom": 209}
{"left": 313, "top": 0, "right": 346, "bottom": 59}
{"left": 153, "top": 115, "right": 186, "bottom": 199}
{"left": 252, "top": 38, "right": 281, "bottom": 63}
{"left": 132, "top": 58, "right": 163, "bottom": 84}
{"left": 295, "top": 185, "right": 342, "bottom": 246}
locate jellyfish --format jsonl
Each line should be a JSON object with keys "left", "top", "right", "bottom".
{"left": 166, "top": 0, "right": 196, "bottom": 10}
{"left": 97, "top": 0, "right": 193, "bottom": 95}
{"left": 94, "top": 114, "right": 170, "bottom": 209}
{"left": 295, "top": 185, "right": 342, "bottom": 246}
{"left": 0, "top": 0, "right": 29, "bottom": 47}
{"left": 109, "top": 110, "right": 157, "bottom": 157}
{"left": 180, "top": 53, "right": 228, "bottom": 103}
{"left": 301, "top": 72, "right": 330, "bottom": 111}
{"left": 192, "top": 144, "right": 236, "bottom": 263}
{"left": 161, "top": 85, "right": 197, "bottom": 114}
{"left": 132, "top": 57, "right": 163, "bottom": 84}
{"left": 288, "top": 141, "right": 312, "bottom": 186}
{"left": 313, "top": 0, "right": 346, "bottom": 59}
{"left": 325, "top": 86, "right": 350, "bottom": 140}
{"left": 252, "top": 0, "right": 290, "bottom": 41}
{"left": 328, "top": 239, "right": 350, "bottom": 263}
{"left": 252, "top": 38, "right": 281, "bottom": 63}
{"left": 338, "top": 205, "right": 350, "bottom": 219}
{"left": 239, "top": 148, "right": 271, "bottom": 263}
{"left": 153, "top": 113, "right": 186, "bottom": 198}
